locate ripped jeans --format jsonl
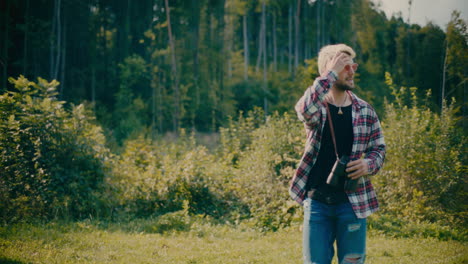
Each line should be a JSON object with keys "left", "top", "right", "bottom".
{"left": 303, "top": 198, "right": 366, "bottom": 264}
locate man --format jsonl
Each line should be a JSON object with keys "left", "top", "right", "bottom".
{"left": 289, "top": 44, "right": 386, "bottom": 264}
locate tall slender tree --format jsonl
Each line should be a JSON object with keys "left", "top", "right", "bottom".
{"left": 243, "top": 14, "right": 249, "bottom": 80}
{"left": 2, "top": 0, "right": 11, "bottom": 89}
{"left": 22, "top": 0, "right": 30, "bottom": 76}
{"left": 261, "top": 0, "right": 268, "bottom": 115}
{"left": 294, "top": 0, "right": 301, "bottom": 72}
{"left": 255, "top": 2, "right": 266, "bottom": 73}
{"left": 272, "top": 11, "right": 277, "bottom": 72}
{"left": 165, "top": 0, "right": 181, "bottom": 131}
{"left": 288, "top": 4, "right": 292, "bottom": 74}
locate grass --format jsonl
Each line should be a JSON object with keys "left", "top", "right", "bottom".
{"left": 0, "top": 219, "right": 466, "bottom": 264}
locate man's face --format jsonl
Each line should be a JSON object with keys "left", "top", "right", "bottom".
{"left": 335, "top": 54, "right": 358, "bottom": 91}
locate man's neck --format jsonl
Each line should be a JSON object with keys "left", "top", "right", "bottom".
{"left": 328, "top": 86, "right": 348, "bottom": 106}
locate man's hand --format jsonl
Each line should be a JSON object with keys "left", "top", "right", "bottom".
{"left": 325, "top": 52, "right": 353, "bottom": 75}
{"left": 346, "top": 159, "right": 368, "bottom": 180}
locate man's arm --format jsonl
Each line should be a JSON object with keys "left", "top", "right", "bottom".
{"left": 295, "top": 52, "right": 353, "bottom": 128}
{"left": 295, "top": 71, "right": 337, "bottom": 128}
{"left": 363, "top": 115, "right": 386, "bottom": 175}
{"left": 346, "top": 113, "right": 386, "bottom": 179}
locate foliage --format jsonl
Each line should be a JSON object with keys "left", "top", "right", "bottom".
{"left": 1, "top": 221, "right": 466, "bottom": 263}
{"left": 218, "top": 107, "right": 268, "bottom": 165}
{"left": 0, "top": 76, "right": 110, "bottom": 222}
{"left": 2, "top": 73, "right": 467, "bottom": 239}
{"left": 107, "top": 130, "right": 242, "bottom": 220}
{"left": 219, "top": 109, "right": 304, "bottom": 231}
{"left": 113, "top": 54, "right": 150, "bottom": 143}
{"left": 106, "top": 107, "right": 304, "bottom": 231}
{"left": 445, "top": 11, "right": 468, "bottom": 107}
{"left": 4, "top": 0, "right": 467, "bottom": 142}
{"left": 375, "top": 73, "right": 467, "bottom": 228}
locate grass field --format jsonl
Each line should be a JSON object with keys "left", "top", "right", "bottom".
{"left": 0, "top": 219, "right": 466, "bottom": 264}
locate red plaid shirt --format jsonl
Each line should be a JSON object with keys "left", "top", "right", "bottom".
{"left": 289, "top": 71, "right": 386, "bottom": 218}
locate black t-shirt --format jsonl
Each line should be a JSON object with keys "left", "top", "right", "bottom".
{"left": 306, "top": 103, "right": 353, "bottom": 199}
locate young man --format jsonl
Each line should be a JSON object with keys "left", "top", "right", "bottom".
{"left": 289, "top": 44, "right": 386, "bottom": 264}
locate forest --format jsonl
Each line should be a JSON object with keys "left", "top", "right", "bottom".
{"left": 0, "top": 0, "right": 467, "bottom": 239}
{"left": 2, "top": 0, "right": 466, "bottom": 136}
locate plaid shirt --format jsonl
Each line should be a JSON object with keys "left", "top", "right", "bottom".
{"left": 289, "top": 71, "right": 386, "bottom": 218}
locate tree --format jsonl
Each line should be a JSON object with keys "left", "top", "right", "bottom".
{"left": 243, "top": 13, "right": 249, "bottom": 80}
{"left": 294, "top": 0, "right": 301, "bottom": 72}
{"left": 2, "top": 0, "right": 11, "bottom": 90}
{"left": 165, "top": 0, "right": 181, "bottom": 131}
{"left": 444, "top": 11, "right": 467, "bottom": 114}
{"left": 1, "top": 0, "right": 463, "bottom": 136}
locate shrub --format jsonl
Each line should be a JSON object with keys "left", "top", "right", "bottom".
{"left": 0, "top": 76, "right": 110, "bottom": 222}
{"left": 218, "top": 107, "right": 267, "bottom": 166}
{"left": 110, "top": 110, "right": 305, "bottom": 231}
{"left": 375, "top": 73, "right": 467, "bottom": 228}
{"left": 220, "top": 109, "right": 304, "bottom": 231}
{"left": 108, "top": 130, "right": 242, "bottom": 219}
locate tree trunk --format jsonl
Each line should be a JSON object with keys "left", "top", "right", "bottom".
{"left": 150, "top": 68, "right": 158, "bottom": 137}
{"left": 294, "top": 0, "right": 301, "bottom": 72}
{"left": 50, "top": 0, "right": 57, "bottom": 79}
{"left": 151, "top": 76, "right": 156, "bottom": 137}
{"left": 157, "top": 72, "right": 163, "bottom": 133}
{"left": 91, "top": 67, "right": 96, "bottom": 104}
{"left": 256, "top": 6, "right": 266, "bottom": 73}
{"left": 215, "top": 0, "right": 226, "bottom": 131}
{"left": 191, "top": 0, "right": 200, "bottom": 107}
{"left": 303, "top": 1, "right": 308, "bottom": 60}
{"left": 261, "top": 1, "right": 268, "bottom": 115}
{"left": 23, "top": 0, "right": 30, "bottom": 76}
{"left": 406, "top": 1, "right": 412, "bottom": 80}
{"left": 273, "top": 12, "right": 277, "bottom": 72}
{"left": 124, "top": 0, "right": 131, "bottom": 59}
{"left": 49, "top": 0, "right": 62, "bottom": 80}
{"left": 316, "top": 0, "right": 320, "bottom": 51}
{"left": 288, "top": 4, "right": 292, "bottom": 74}
{"left": 243, "top": 14, "right": 249, "bottom": 80}
{"left": 322, "top": 0, "right": 326, "bottom": 45}
{"left": 164, "top": 0, "right": 180, "bottom": 132}
{"left": 102, "top": 6, "right": 109, "bottom": 103}
{"left": 53, "top": 0, "right": 62, "bottom": 79}
{"left": 3, "top": 0, "right": 10, "bottom": 89}
{"left": 225, "top": 1, "right": 233, "bottom": 80}
{"left": 441, "top": 42, "right": 448, "bottom": 108}
{"left": 60, "top": 15, "right": 66, "bottom": 98}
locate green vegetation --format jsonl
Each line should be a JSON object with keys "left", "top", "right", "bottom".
{"left": 376, "top": 73, "right": 467, "bottom": 231}
{"left": 1, "top": 76, "right": 466, "bottom": 237}
{"left": 1, "top": 1, "right": 467, "bottom": 262}
{"left": 0, "top": 220, "right": 466, "bottom": 264}
{"left": 2, "top": 1, "right": 466, "bottom": 134}
{"left": 0, "top": 76, "right": 110, "bottom": 222}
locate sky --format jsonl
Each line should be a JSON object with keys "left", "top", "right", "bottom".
{"left": 371, "top": 0, "right": 468, "bottom": 29}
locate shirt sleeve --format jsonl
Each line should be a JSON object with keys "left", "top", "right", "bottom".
{"left": 364, "top": 112, "right": 386, "bottom": 175}
{"left": 295, "top": 71, "right": 338, "bottom": 129}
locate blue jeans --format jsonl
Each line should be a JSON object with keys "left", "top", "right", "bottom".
{"left": 303, "top": 198, "right": 366, "bottom": 264}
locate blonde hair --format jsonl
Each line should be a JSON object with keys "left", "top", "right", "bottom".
{"left": 317, "top": 44, "right": 356, "bottom": 75}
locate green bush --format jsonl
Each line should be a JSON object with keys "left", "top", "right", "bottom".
{"left": 110, "top": 110, "right": 304, "bottom": 230}
{"left": 108, "top": 130, "right": 242, "bottom": 219}
{"left": 375, "top": 73, "right": 467, "bottom": 228}
{"left": 219, "top": 109, "right": 304, "bottom": 231}
{"left": 3, "top": 74, "right": 465, "bottom": 239}
{"left": 0, "top": 76, "right": 110, "bottom": 222}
